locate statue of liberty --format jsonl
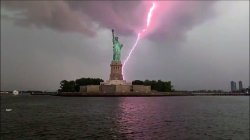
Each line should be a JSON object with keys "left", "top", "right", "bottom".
{"left": 112, "top": 29, "right": 123, "bottom": 61}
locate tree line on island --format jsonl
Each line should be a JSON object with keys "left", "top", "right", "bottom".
{"left": 59, "top": 78, "right": 104, "bottom": 92}
{"left": 132, "top": 80, "right": 173, "bottom": 92}
{"left": 59, "top": 78, "right": 174, "bottom": 92}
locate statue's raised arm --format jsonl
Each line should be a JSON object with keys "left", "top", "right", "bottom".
{"left": 112, "top": 29, "right": 115, "bottom": 45}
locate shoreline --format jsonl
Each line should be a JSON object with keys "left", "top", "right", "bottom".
{"left": 1, "top": 92, "right": 249, "bottom": 97}
{"left": 55, "top": 92, "right": 250, "bottom": 97}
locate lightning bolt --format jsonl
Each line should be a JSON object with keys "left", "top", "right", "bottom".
{"left": 122, "top": 1, "right": 157, "bottom": 80}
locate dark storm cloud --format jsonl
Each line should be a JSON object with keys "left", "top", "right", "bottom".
{"left": 2, "top": 1, "right": 215, "bottom": 42}
{"left": 149, "top": 1, "right": 215, "bottom": 42}
{"left": 1, "top": 1, "right": 96, "bottom": 36}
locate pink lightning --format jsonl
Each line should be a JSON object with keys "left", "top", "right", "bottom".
{"left": 122, "top": 1, "right": 157, "bottom": 79}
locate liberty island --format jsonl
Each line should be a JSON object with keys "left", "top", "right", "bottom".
{"left": 58, "top": 29, "right": 151, "bottom": 96}
{"left": 57, "top": 29, "right": 250, "bottom": 96}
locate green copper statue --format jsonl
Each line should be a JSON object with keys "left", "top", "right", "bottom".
{"left": 112, "top": 29, "right": 123, "bottom": 61}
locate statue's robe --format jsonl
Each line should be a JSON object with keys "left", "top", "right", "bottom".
{"left": 113, "top": 40, "right": 122, "bottom": 61}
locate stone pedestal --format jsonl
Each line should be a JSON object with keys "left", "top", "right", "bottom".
{"left": 101, "top": 80, "right": 131, "bottom": 85}
{"left": 110, "top": 61, "right": 123, "bottom": 80}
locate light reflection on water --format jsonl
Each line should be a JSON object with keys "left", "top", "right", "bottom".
{"left": 1, "top": 95, "right": 249, "bottom": 140}
{"left": 116, "top": 97, "right": 249, "bottom": 140}
{"left": 118, "top": 98, "right": 151, "bottom": 139}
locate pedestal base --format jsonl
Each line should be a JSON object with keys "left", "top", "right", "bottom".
{"left": 101, "top": 80, "right": 131, "bottom": 85}
{"left": 110, "top": 61, "right": 123, "bottom": 80}
{"left": 100, "top": 80, "right": 132, "bottom": 93}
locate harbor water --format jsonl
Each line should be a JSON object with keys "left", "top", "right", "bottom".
{"left": 1, "top": 95, "right": 249, "bottom": 140}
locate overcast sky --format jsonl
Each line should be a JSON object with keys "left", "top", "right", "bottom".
{"left": 1, "top": 1, "right": 249, "bottom": 91}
